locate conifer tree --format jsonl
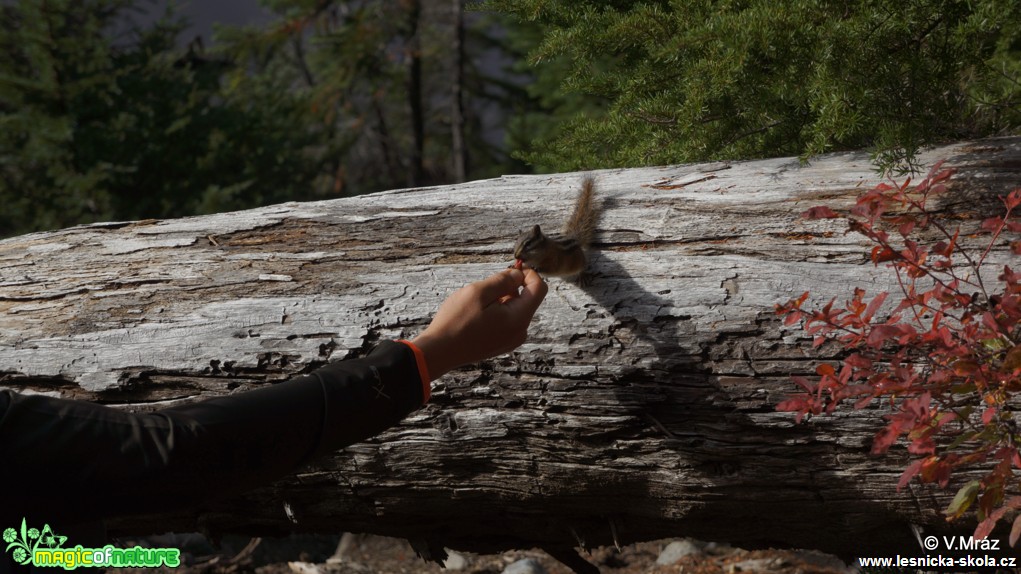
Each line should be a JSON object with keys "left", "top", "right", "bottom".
{"left": 487, "top": 0, "right": 1021, "bottom": 172}
{"left": 0, "top": 0, "right": 328, "bottom": 237}
{"left": 218, "top": 0, "right": 522, "bottom": 193}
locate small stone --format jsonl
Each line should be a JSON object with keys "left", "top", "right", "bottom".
{"left": 656, "top": 539, "right": 703, "bottom": 565}
{"left": 704, "top": 541, "right": 735, "bottom": 555}
{"left": 443, "top": 549, "right": 468, "bottom": 570}
{"left": 287, "top": 561, "right": 325, "bottom": 574}
{"left": 502, "top": 558, "right": 547, "bottom": 574}
{"left": 653, "top": 535, "right": 702, "bottom": 563}
{"left": 328, "top": 532, "right": 359, "bottom": 563}
{"left": 726, "top": 557, "right": 785, "bottom": 573}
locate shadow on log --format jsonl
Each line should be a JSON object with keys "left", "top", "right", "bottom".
{"left": 2, "top": 137, "right": 1021, "bottom": 560}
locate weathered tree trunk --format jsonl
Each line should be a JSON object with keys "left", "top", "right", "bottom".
{"left": 2, "top": 138, "right": 1020, "bottom": 560}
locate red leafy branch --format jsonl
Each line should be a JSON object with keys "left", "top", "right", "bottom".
{"left": 776, "top": 163, "right": 1021, "bottom": 543}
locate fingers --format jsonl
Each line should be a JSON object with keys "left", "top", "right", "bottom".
{"left": 475, "top": 268, "right": 524, "bottom": 303}
{"left": 505, "top": 267, "right": 547, "bottom": 315}
{"left": 521, "top": 267, "right": 546, "bottom": 291}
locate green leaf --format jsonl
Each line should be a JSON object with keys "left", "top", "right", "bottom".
{"left": 946, "top": 480, "right": 981, "bottom": 520}
{"left": 948, "top": 430, "right": 980, "bottom": 451}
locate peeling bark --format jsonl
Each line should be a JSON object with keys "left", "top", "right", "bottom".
{"left": 3, "top": 138, "right": 1021, "bottom": 558}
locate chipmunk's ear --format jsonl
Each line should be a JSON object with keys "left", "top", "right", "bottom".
{"left": 532, "top": 224, "right": 542, "bottom": 235}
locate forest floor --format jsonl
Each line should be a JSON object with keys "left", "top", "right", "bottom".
{"left": 114, "top": 533, "right": 859, "bottom": 574}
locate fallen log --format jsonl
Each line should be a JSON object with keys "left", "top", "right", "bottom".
{"left": 2, "top": 137, "right": 1020, "bottom": 561}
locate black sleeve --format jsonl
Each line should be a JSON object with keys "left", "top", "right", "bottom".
{"left": 0, "top": 341, "right": 426, "bottom": 525}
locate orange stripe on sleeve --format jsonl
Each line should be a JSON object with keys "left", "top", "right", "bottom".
{"left": 396, "top": 339, "right": 431, "bottom": 404}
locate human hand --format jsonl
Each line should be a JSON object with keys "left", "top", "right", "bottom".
{"left": 411, "top": 268, "right": 548, "bottom": 379}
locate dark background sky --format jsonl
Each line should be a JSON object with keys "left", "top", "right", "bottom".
{"left": 150, "top": 0, "right": 274, "bottom": 44}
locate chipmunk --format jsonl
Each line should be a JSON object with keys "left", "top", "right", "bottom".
{"left": 513, "top": 176, "right": 601, "bottom": 282}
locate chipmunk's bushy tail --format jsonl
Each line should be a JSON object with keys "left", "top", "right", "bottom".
{"left": 562, "top": 177, "right": 600, "bottom": 248}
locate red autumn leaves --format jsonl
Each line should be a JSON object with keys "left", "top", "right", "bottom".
{"left": 776, "top": 162, "right": 1021, "bottom": 544}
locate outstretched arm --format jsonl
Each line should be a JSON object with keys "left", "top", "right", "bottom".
{"left": 0, "top": 268, "right": 547, "bottom": 525}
